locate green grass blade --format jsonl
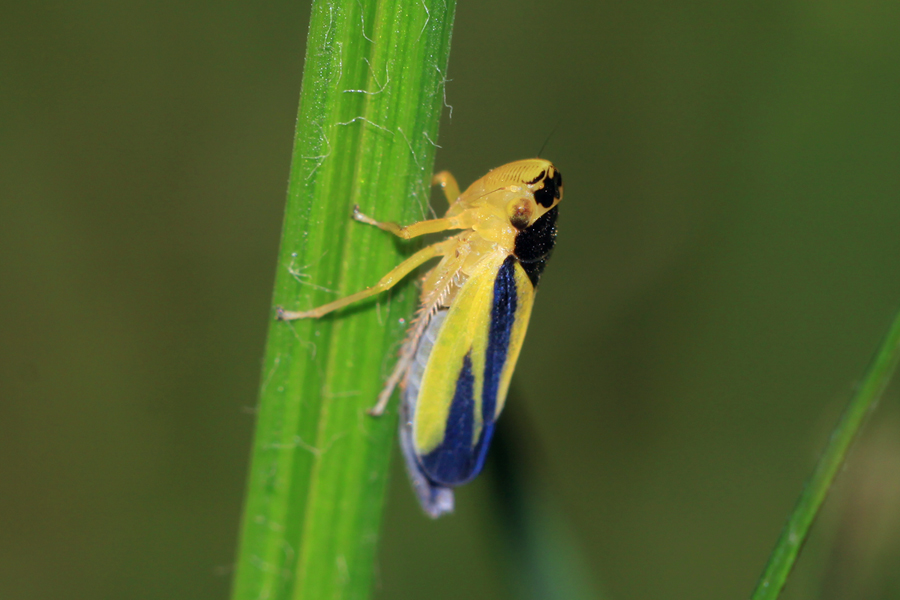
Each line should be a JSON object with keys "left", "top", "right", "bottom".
{"left": 230, "top": 1, "right": 456, "bottom": 599}
{"left": 751, "top": 309, "right": 900, "bottom": 600}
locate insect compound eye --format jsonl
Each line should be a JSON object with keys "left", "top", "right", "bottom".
{"left": 532, "top": 168, "right": 563, "bottom": 208}
{"left": 507, "top": 199, "right": 533, "bottom": 230}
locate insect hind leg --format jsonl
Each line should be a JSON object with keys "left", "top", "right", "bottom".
{"left": 369, "top": 298, "right": 437, "bottom": 416}
{"left": 368, "top": 351, "right": 411, "bottom": 416}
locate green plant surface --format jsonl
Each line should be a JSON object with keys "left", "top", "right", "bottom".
{"left": 751, "top": 309, "right": 900, "bottom": 600}
{"left": 230, "top": 1, "right": 456, "bottom": 599}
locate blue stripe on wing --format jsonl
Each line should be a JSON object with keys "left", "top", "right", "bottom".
{"left": 484, "top": 256, "right": 518, "bottom": 419}
{"left": 420, "top": 256, "right": 519, "bottom": 486}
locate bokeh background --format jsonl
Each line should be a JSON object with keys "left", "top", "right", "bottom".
{"left": 3, "top": 1, "right": 900, "bottom": 599}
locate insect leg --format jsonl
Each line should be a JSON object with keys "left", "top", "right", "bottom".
{"left": 368, "top": 349, "right": 413, "bottom": 416}
{"left": 277, "top": 239, "right": 453, "bottom": 320}
{"left": 369, "top": 269, "right": 449, "bottom": 416}
{"left": 431, "top": 171, "right": 460, "bottom": 205}
{"left": 352, "top": 205, "right": 474, "bottom": 239}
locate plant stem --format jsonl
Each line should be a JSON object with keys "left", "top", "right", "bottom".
{"left": 751, "top": 309, "right": 900, "bottom": 600}
{"left": 231, "top": 1, "right": 456, "bottom": 599}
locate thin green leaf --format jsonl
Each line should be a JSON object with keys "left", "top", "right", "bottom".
{"left": 231, "top": 1, "right": 456, "bottom": 599}
{"left": 751, "top": 309, "right": 900, "bottom": 600}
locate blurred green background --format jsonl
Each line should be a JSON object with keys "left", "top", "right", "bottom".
{"left": 3, "top": 1, "right": 900, "bottom": 599}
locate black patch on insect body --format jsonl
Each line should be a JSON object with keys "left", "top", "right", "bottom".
{"left": 532, "top": 168, "right": 563, "bottom": 208}
{"left": 514, "top": 206, "right": 558, "bottom": 287}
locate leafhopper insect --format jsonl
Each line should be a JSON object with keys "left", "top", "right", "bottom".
{"left": 278, "top": 159, "right": 562, "bottom": 517}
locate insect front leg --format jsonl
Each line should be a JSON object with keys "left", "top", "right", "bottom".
{"left": 352, "top": 205, "right": 475, "bottom": 239}
{"left": 277, "top": 239, "right": 453, "bottom": 320}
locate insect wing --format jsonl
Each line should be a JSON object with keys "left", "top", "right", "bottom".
{"left": 412, "top": 256, "right": 535, "bottom": 486}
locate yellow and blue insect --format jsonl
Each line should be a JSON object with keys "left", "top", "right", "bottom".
{"left": 278, "top": 159, "right": 563, "bottom": 517}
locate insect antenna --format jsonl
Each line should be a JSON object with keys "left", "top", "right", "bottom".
{"left": 537, "top": 117, "right": 564, "bottom": 158}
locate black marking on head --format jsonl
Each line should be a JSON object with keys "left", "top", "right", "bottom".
{"left": 552, "top": 169, "right": 562, "bottom": 194}
{"left": 515, "top": 206, "right": 558, "bottom": 287}
{"left": 525, "top": 170, "right": 545, "bottom": 185}
{"left": 532, "top": 168, "right": 563, "bottom": 208}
